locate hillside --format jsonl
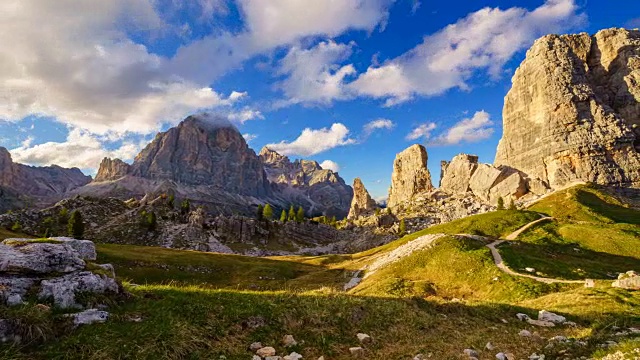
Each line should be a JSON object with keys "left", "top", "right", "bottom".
{"left": 3, "top": 184, "right": 639, "bottom": 359}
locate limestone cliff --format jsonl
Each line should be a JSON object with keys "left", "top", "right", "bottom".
{"left": 495, "top": 28, "right": 640, "bottom": 187}
{"left": 94, "top": 158, "right": 131, "bottom": 182}
{"left": 387, "top": 144, "right": 434, "bottom": 210}
{"left": 347, "top": 178, "right": 378, "bottom": 219}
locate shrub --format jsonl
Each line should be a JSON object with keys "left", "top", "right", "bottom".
{"left": 181, "top": 199, "right": 191, "bottom": 215}
{"left": 399, "top": 219, "right": 406, "bottom": 236}
{"left": 497, "top": 197, "right": 505, "bottom": 210}
{"left": 256, "top": 204, "right": 264, "bottom": 221}
{"left": 280, "top": 210, "right": 287, "bottom": 222}
{"left": 296, "top": 206, "right": 305, "bottom": 223}
{"left": 11, "top": 221, "right": 22, "bottom": 232}
{"left": 146, "top": 211, "right": 157, "bottom": 231}
{"left": 288, "top": 206, "right": 296, "bottom": 221}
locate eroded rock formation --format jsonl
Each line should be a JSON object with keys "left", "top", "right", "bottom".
{"left": 495, "top": 28, "right": 640, "bottom": 187}
{"left": 347, "top": 178, "right": 378, "bottom": 219}
{"left": 94, "top": 158, "right": 131, "bottom": 182}
{"left": 388, "top": 144, "right": 433, "bottom": 210}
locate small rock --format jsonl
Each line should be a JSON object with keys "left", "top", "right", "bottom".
{"left": 249, "top": 342, "right": 263, "bottom": 351}
{"left": 516, "top": 313, "right": 531, "bottom": 321}
{"left": 550, "top": 336, "right": 569, "bottom": 343}
{"left": 283, "top": 334, "right": 297, "bottom": 347}
{"left": 318, "top": 357, "right": 325, "bottom": 360}
{"left": 265, "top": 357, "right": 282, "bottom": 360}
{"left": 525, "top": 267, "right": 536, "bottom": 273}
{"left": 538, "top": 310, "right": 566, "bottom": 324}
{"left": 283, "top": 352, "right": 303, "bottom": 360}
{"left": 252, "top": 356, "right": 261, "bottom": 360}
{"left": 584, "top": 279, "right": 595, "bottom": 288}
{"left": 349, "top": 347, "right": 364, "bottom": 357}
{"left": 500, "top": 319, "right": 508, "bottom": 324}
{"left": 496, "top": 353, "right": 507, "bottom": 360}
{"left": 519, "top": 330, "right": 532, "bottom": 337}
{"left": 257, "top": 347, "right": 277, "bottom": 357}
{"left": 527, "top": 319, "right": 555, "bottom": 327}
{"left": 486, "top": 342, "right": 495, "bottom": 350}
{"left": 463, "top": 349, "right": 479, "bottom": 358}
{"left": 356, "top": 333, "right": 372, "bottom": 344}
{"left": 504, "top": 353, "right": 515, "bottom": 360}
{"left": 67, "top": 309, "right": 109, "bottom": 326}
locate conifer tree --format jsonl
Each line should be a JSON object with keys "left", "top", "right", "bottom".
{"left": 497, "top": 197, "right": 505, "bottom": 210}
{"left": 263, "top": 204, "right": 273, "bottom": 220}
{"left": 508, "top": 198, "right": 516, "bottom": 210}
{"left": 68, "top": 210, "right": 85, "bottom": 239}
{"left": 257, "top": 204, "right": 264, "bottom": 221}
{"left": 280, "top": 210, "right": 287, "bottom": 222}
{"left": 288, "top": 205, "right": 296, "bottom": 221}
{"left": 399, "top": 218, "right": 406, "bottom": 236}
{"left": 296, "top": 206, "right": 305, "bottom": 223}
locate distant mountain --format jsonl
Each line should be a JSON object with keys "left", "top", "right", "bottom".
{"left": 0, "top": 147, "right": 91, "bottom": 212}
{"left": 74, "top": 113, "right": 353, "bottom": 218}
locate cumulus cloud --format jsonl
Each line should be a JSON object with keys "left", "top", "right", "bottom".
{"left": 350, "top": 0, "right": 586, "bottom": 105}
{"left": 10, "top": 128, "right": 144, "bottom": 170}
{"left": 626, "top": 17, "right": 640, "bottom": 28}
{"left": 274, "top": 41, "right": 356, "bottom": 106}
{"left": 0, "top": 0, "right": 248, "bottom": 135}
{"left": 362, "top": 118, "right": 395, "bottom": 138}
{"left": 429, "top": 111, "right": 494, "bottom": 145}
{"left": 319, "top": 160, "right": 340, "bottom": 172}
{"left": 406, "top": 123, "right": 437, "bottom": 141}
{"left": 265, "top": 123, "right": 356, "bottom": 156}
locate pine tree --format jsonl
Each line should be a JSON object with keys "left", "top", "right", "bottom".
{"left": 497, "top": 197, "right": 505, "bottom": 210}
{"left": 181, "top": 199, "right": 191, "bottom": 215}
{"left": 280, "top": 210, "right": 287, "bottom": 222}
{"left": 263, "top": 204, "right": 273, "bottom": 220}
{"left": 508, "top": 198, "right": 516, "bottom": 210}
{"left": 146, "top": 211, "right": 157, "bottom": 231}
{"left": 399, "top": 218, "right": 406, "bottom": 236}
{"left": 11, "top": 222, "right": 21, "bottom": 233}
{"left": 257, "top": 204, "right": 264, "bottom": 221}
{"left": 296, "top": 206, "right": 305, "bottom": 223}
{"left": 68, "top": 210, "right": 85, "bottom": 239}
{"left": 288, "top": 206, "right": 296, "bottom": 221}
{"left": 58, "top": 207, "right": 69, "bottom": 226}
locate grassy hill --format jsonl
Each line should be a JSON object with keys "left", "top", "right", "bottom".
{"left": 2, "top": 185, "right": 640, "bottom": 359}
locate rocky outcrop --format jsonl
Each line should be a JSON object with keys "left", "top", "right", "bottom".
{"left": 495, "top": 28, "right": 640, "bottom": 188}
{"left": 94, "top": 158, "right": 131, "bottom": 182}
{"left": 347, "top": 178, "right": 378, "bottom": 219}
{"left": 440, "top": 154, "right": 478, "bottom": 194}
{"left": 388, "top": 145, "right": 433, "bottom": 210}
{"left": 260, "top": 147, "right": 353, "bottom": 218}
{"left": 0, "top": 238, "right": 119, "bottom": 308}
{"left": 0, "top": 147, "right": 91, "bottom": 210}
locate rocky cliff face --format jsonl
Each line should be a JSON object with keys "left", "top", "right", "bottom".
{"left": 0, "top": 147, "right": 91, "bottom": 210}
{"left": 260, "top": 147, "right": 353, "bottom": 218}
{"left": 94, "top": 158, "right": 131, "bottom": 182}
{"left": 495, "top": 28, "right": 640, "bottom": 188}
{"left": 388, "top": 144, "right": 433, "bottom": 209}
{"left": 130, "top": 114, "right": 270, "bottom": 197}
{"left": 347, "top": 178, "right": 378, "bottom": 219}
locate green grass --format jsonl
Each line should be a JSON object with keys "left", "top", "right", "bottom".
{"left": 0, "top": 228, "right": 32, "bottom": 241}
{"left": 353, "top": 236, "right": 566, "bottom": 302}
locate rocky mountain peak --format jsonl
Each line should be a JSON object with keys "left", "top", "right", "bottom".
{"left": 129, "top": 114, "right": 270, "bottom": 197}
{"left": 347, "top": 178, "right": 378, "bottom": 219}
{"left": 94, "top": 158, "right": 131, "bottom": 182}
{"left": 495, "top": 27, "right": 640, "bottom": 187}
{"left": 259, "top": 147, "right": 290, "bottom": 167}
{"left": 388, "top": 144, "right": 433, "bottom": 210}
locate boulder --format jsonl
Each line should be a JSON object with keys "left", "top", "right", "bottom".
{"left": 612, "top": 271, "right": 640, "bottom": 289}
{"left": 67, "top": 309, "right": 109, "bottom": 326}
{"left": 440, "top": 154, "right": 478, "bottom": 194}
{"left": 538, "top": 310, "right": 566, "bottom": 324}
{"left": 0, "top": 243, "right": 85, "bottom": 274}
{"left": 469, "top": 164, "right": 506, "bottom": 200}
{"left": 257, "top": 346, "right": 277, "bottom": 357}
{"left": 39, "top": 271, "right": 118, "bottom": 309}
{"left": 488, "top": 171, "right": 527, "bottom": 204}
{"left": 4, "top": 237, "right": 97, "bottom": 261}
{"left": 0, "top": 276, "right": 36, "bottom": 306}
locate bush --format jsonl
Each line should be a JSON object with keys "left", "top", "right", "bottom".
{"left": 68, "top": 210, "right": 84, "bottom": 239}
{"left": 497, "top": 197, "right": 505, "bottom": 210}
{"left": 11, "top": 221, "right": 22, "bottom": 232}
{"left": 181, "top": 199, "right": 191, "bottom": 215}
{"left": 296, "top": 206, "right": 305, "bottom": 223}
{"left": 280, "top": 210, "right": 287, "bottom": 222}
{"left": 146, "top": 211, "right": 157, "bottom": 231}
{"left": 288, "top": 206, "right": 296, "bottom": 221}
{"left": 256, "top": 204, "right": 264, "bottom": 221}
{"left": 399, "top": 219, "right": 406, "bottom": 236}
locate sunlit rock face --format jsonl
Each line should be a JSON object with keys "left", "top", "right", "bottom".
{"left": 495, "top": 28, "right": 640, "bottom": 188}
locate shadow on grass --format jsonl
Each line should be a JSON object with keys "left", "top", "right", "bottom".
{"left": 4, "top": 285, "right": 640, "bottom": 360}
{"left": 575, "top": 189, "right": 640, "bottom": 225}
{"left": 499, "top": 240, "right": 640, "bottom": 280}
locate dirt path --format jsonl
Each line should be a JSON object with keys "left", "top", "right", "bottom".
{"left": 487, "top": 216, "right": 584, "bottom": 284}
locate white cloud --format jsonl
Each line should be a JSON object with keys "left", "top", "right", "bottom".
{"left": 266, "top": 123, "right": 356, "bottom": 156}
{"left": 350, "top": 0, "right": 586, "bottom": 105}
{"left": 319, "top": 160, "right": 340, "bottom": 172}
{"left": 406, "top": 123, "right": 437, "bottom": 141}
{"left": 10, "top": 128, "right": 144, "bottom": 170}
{"left": 0, "top": 0, "right": 248, "bottom": 136}
{"left": 228, "top": 108, "right": 264, "bottom": 123}
{"left": 242, "top": 133, "right": 258, "bottom": 143}
{"left": 275, "top": 41, "right": 356, "bottom": 106}
{"left": 429, "top": 111, "right": 494, "bottom": 145}
{"left": 363, "top": 118, "right": 395, "bottom": 138}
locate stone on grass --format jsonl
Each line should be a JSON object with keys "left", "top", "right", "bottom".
{"left": 67, "top": 309, "right": 109, "bottom": 326}
{"left": 585, "top": 279, "right": 595, "bottom": 288}
{"left": 356, "top": 333, "right": 372, "bottom": 344}
{"left": 538, "top": 310, "right": 566, "bottom": 324}
{"left": 527, "top": 319, "right": 555, "bottom": 327}
{"left": 519, "top": 330, "right": 532, "bottom": 337}
{"left": 349, "top": 347, "right": 365, "bottom": 357}
{"left": 463, "top": 349, "right": 479, "bottom": 358}
{"left": 486, "top": 342, "right": 495, "bottom": 350}
{"left": 612, "top": 271, "right": 640, "bottom": 290}
{"left": 496, "top": 353, "right": 507, "bottom": 360}
{"left": 0, "top": 277, "right": 36, "bottom": 306}
{"left": 283, "top": 334, "right": 297, "bottom": 347}
{"left": 283, "top": 352, "right": 302, "bottom": 360}
{"left": 0, "top": 243, "right": 85, "bottom": 274}
{"left": 48, "top": 237, "right": 97, "bottom": 260}
{"left": 249, "top": 342, "right": 263, "bottom": 351}
{"left": 252, "top": 356, "right": 261, "bottom": 360}
{"left": 257, "top": 347, "right": 277, "bottom": 357}
{"left": 516, "top": 313, "right": 530, "bottom": 321}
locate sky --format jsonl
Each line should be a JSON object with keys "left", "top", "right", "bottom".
{"left": 0, "top": 0, "right": 638, "bottom": 201}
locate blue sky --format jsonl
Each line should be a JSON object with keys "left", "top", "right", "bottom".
{"left": 0, "top": 0, "right": 638, "bottom": 200}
